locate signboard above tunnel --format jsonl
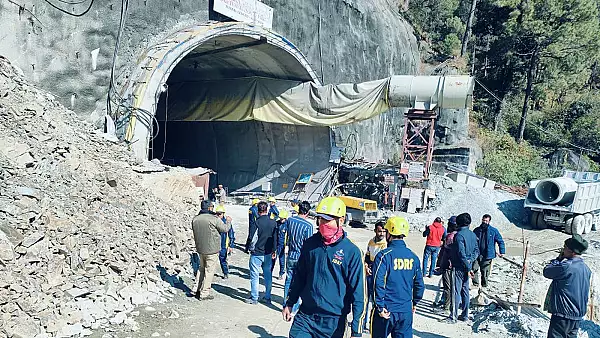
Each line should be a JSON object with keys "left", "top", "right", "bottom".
{"left": 213, "top": 0, "right": 274, "bottom": 29}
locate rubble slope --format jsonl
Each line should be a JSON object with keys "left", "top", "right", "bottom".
{"left": 0, "top": 56, "right": 196, "bottom": 337}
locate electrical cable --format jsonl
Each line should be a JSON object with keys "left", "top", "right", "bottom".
{"left": 160, "top": 85, "right": 168, "bottom": 161}
{"left": 43, "top": 0, "right": 94, "bottom": 17}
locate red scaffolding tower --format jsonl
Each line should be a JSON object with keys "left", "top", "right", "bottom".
{"left": 400, "top": 109, "right": 438, "bottom": 180}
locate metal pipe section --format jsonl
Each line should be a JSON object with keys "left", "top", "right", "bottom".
{"left": 388, "top": 75, "right": 474, "bottom": 110}
{"left": 534, "top": 177, "right": 578, "bottom": 205}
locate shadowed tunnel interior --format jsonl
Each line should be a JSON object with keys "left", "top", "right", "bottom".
{"left": 149, "top": 33, "right": 332, "bottom": 195}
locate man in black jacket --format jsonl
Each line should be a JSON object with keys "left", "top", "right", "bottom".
{"left": 544, "top": 234, "right": 591, "bottom": 338}
{"left": 245, "top": 201, "right": 278, "bottom": 305}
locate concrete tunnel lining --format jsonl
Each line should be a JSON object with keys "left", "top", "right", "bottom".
{"left": 120, "top": 21, "right": 331, "bottom": 197}
{"left": 119, "top": 21, "right": 322, "bottom": 159}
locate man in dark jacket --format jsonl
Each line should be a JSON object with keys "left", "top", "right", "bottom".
{"left": 192, "top": 200, "right": 231, "bottom": 300}
{"left": 248, "top": 198, "right": 259, "bottom": 233}
{"left": 434, "top": 216, "right": 457, "bottom": 312}
{"left": 245, "top": 201, "right": 278, "bottom": 304}
{"left": 371, "top": 216, "right": 425, "bottom": 337}
{"left": 472, "top": 214, "right": 506, "bottom": 288}
{"left": 544, "top": 234, "right": 591, "bottom": 338}
{"left": 282, "top": 197, "right": 365, "bottom": 338}
{"left": 441, "top": 213, "right": 479, "bottom": 324}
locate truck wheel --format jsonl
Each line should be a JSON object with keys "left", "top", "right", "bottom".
{"left": 564, "top": 216, "right": 574, "bottom": 235}
{"left": 536, "top": 213, "right": 547, "bottom": 229}
{"left": 572, "top": 215, "right": 585, "bottom": 235}
{"left": 530, "top": 211, "right": 540, "bottom": 229}
{"left": 583, "top": 214, "right": 593, "bottom": 234}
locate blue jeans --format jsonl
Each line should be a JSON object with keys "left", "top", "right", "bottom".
{"left": 452, "top": 268, "right": 470, "bottom": 320}
{"left": 271, "top": 246, "right": 286, "bottom": 277}
{"left": 249, "top": 254, "right": 273, "bottom": 301}
{"left": 422, "top": 246, "right": 440, "bottom": 276}
{"left": 219, "top": 248, "right": 229, "bottom": 276}
{"left": 371, "top": 311, "right": 413, "bottom": 338}
{"left": 284, "top": 258, "right": 301, "bottom": 313}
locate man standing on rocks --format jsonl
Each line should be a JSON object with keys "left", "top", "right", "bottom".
{"left": 472, "top": 214, "right": 505, "bottom": 288}
{"left": 282, "top": 197, "right": 365, "bottom": 338}
{"left": 441, "top": 213, "right": 478, "bottom": 324}
{"left": 543, "top": 234, "right": 591, "bottom": 338}
{"left": 245, "top": 201, "right": 278, "bottom": 305}
{"left": 192, "top": 200, "right": 231, "bottom": 300}
{"left": 371, "top": 216, "right": 424, "bottom": 337}
{"left": 283, "top": 201, "right": 313, "bottom": 313}
{"left": 422, "top": 217, "right": 446, "bottom": 278}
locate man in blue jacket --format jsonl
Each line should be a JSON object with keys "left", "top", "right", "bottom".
{"left": 248, "top": 198, "right": 259, "bottom": 233}
{"left": 371, "top": 216, "right": 425, "bottom": 337}
{"left": 442, "top": 212, "right": 479, "bottom": 324}
{"left": 215, "top": 205, "right": 235, "bottom": 279}
{"left": 544, "top": 234, "right": 591, "bottom": 338}
{"left": 472, "top": 214, "right": 505, "bottom": 288}
{"left": 282, "top": 197, "right": 365, "bottom": 338}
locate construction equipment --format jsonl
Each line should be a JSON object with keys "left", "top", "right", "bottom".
{"left": 337, "top": 195, "right": 379, "bottom": 226}
{"left": 524, "top": 170, "right": 600, "bottom": 235}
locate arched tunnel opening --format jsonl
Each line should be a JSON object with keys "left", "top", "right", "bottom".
{"left": 148, "top": 33, "right": 332, "bottom": 197}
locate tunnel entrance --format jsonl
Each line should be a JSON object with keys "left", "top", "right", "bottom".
{"left": 139, "top": 23, "right": 331, "bottom": 197}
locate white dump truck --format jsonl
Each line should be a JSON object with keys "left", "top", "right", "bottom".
{"left": 524, "top": 170, "right": 600, "bottom": 235}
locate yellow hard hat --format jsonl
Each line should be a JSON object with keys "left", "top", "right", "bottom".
{"left": 385, "top": 216, "right": 409, "bottom": 236}
{"left": 279, "top": 210, "right": 289, "bottom": 219}
{"left": 316, "top": 197, "right": 346, "bottom": 220}
{"left": 215, "top": 205, "right": 226, "bottom": 214}
{"left": 268, "top": 196, "right": 276, "bottom": 203}
{"left": 252, "top": 198, "right": 260, "bottom": 205}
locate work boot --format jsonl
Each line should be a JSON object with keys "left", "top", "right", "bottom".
{"left": 458, "top": 317, "right": 473, "bottom": 326}
{"left": 245, "top": 298, "right": 258, "bottom": 305}
{"left": 199, "top": 295, "right": 215, "bottom": 301}
{"left": 223, "top": 274, "right": 229, "bottom": 279}
{"left": 259, "top": 297, "right": 272, "bottom": 305}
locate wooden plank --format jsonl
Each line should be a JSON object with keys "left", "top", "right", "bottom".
{"left": 517, "top": 241, "right": 531, "bottom": 314}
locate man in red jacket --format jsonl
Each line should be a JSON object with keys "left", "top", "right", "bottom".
{"left": 422, "top": 217, "right": 447, "bottom": 278}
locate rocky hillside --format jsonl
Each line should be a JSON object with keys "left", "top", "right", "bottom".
{"left": 0, "top": 56, "right": 196, "bottom": 337}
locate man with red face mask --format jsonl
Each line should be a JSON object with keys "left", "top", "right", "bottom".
{"left": 282, "top": 196, "right": 366, "bottom": 338}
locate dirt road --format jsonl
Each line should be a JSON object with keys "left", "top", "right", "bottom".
{"left": 90, "top": 204, "right": 596, "bottom": 338}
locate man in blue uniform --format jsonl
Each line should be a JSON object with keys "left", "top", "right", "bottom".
{"left": 248, "top": 198, "right": 259, "bottom": 239}
{"left": 215, "top": 205, "right": 235, "bottom": 279}
{"left": 269, "top": 196, "right": 280, "bottom": 219}
{"left": 271, "top": 209, "right": 289, "bottom": 280}
{"left": 371, "top": 216, "right": 425, "bottom": 337}
{"left": 282, "top": 196, "right": 366, "bottom": 338}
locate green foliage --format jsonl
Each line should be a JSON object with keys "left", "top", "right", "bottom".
{"left": 477, "top": 132, "right": 549, "bottom": 185}
{"left": 405, "top": 0, "right": 465, "bottom": 57}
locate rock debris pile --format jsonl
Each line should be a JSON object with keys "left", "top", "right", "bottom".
{"left": 0, "top": 56, "right": 196, "bottom": 337}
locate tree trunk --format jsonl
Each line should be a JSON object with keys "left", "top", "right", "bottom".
{"left": 517, "top": 48, "right": 538, "bottom": 143}
{"left": 461, "top": 0, "right": 478, "bottom": 57}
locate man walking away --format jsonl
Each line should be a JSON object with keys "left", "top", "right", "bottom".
{"left": 271, "top": 209, "right": 289, "bottom": 280}
{"left": 441, "top": 213, "right": 478, "bottom": 324}
{"left": 544, "top": 234, "right": 591, "bottom": 338}
{"left": 422, "top": 217, "right": 446, "bottom": 278}
{"left": 215, "top": 205, "right": 235, "bottom": 279}
{"left": 245, "top": 201, "right": 278, "bottom": 305}
{"left": 283, "top": 201, "right": 313, "bottom": 314}
{"left": 268, "top": 196, "right": 280, "bottom": 219}
{"left": 364, "top": 221, "right": 388, "bottom": 333}
{"left": 434, "top": 216, "right": 458, "bottom": 312}
{"left": 282, "top": 197, "right": 365, "bottom": 338}
{"left": 192, "top": 200, "right": 231, "bottom": 300}
{"left": 472, "top": 214, "right": 505, "bottom": 288}
{"left": 248, "top": 198, "right": 259, "bottom": 234}
{"left": 371, "top": 216, "right": 425, "bottom": 338}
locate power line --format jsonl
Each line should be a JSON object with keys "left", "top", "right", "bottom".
{"left": 43, "top": 0, "right": 94, "bottom": 16}
{"left": 474, "top": 77, "right": 600, "bottom": 154}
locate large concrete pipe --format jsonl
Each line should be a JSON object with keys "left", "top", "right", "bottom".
{"left": 388, "top": 75, "right": 474, "bottom": 110}
{"left": 534, "top": 177, "right": 578, "bottom": 205}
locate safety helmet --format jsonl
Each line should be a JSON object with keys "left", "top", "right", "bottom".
{"left": 279, "top": 210, "right": 289, "bottom": 219}
{"left": 384, "top": 216, "right": 409, "bottom": 237}
{"left": 268, "top": 196, "right": 276, "bottom": 203}
{"left": 252, "top": 198, "right": 260, "bottom": 205}
{"left": 316, "top": 197, "right": 346, "bottom": 220}
{"left": 215, "top": 205, "right": 226, "bottom": 214}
